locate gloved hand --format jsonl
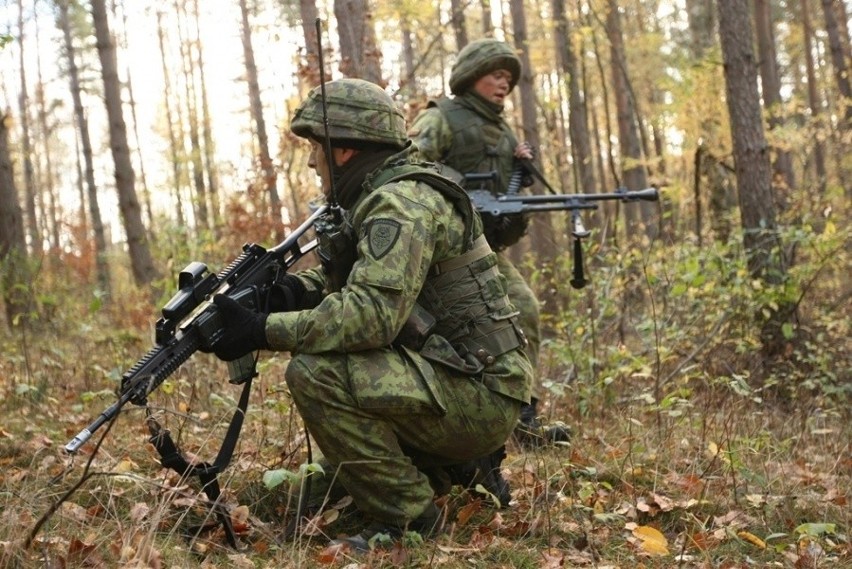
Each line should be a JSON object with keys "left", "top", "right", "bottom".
{"left": 267, "top": 274, "right": 307, "bottom": 312}
{"left": 206, "top": 294, "right": 269, "bottom": 361}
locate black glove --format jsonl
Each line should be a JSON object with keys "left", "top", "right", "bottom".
{"left": 207, "top": 294, "right": 269, "bottom": 361}
{"left": 267, "top": 274, "right": 307, "bottom": 312}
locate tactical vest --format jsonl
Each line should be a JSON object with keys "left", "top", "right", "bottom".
{"left": 432, "top": 97, "right": 517, "bottom": 195}
{"left": 431, "top": 97, "right": 529, "bottom": 250}
{"left": 318, "top": 157, "right": 526, "bottom": 398}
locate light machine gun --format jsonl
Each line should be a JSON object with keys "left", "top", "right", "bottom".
{"left": 64, "top": 205, "right": 327, "bottom": 546}
{"left": 465, "top": 171, "right": 659, "bottom": 290}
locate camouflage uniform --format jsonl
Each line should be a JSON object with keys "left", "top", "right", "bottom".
{"left": 409, "top": 39, "right": 544, "bottom": 403}
{"left": 270, "top": 79, "right": 533, "bottom": 530}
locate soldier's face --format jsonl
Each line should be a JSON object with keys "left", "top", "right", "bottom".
{"left": 308, "top": 140, "right": 333, "bottom": 194}
{"left": 473, "top": 69, "right": 513, "bottom": 105}
{"left": 307, "top": 140, "right": 357, "bottom": 197}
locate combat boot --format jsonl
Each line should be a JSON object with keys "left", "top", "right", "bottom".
{"left": 514, "top": 397, "right": 571, "bottom": 449}
{"left": 329, "top": 501, "right": 443, "bottom": 552}
{"left": 445, "top": 445, "right": 512, "bottom": 508}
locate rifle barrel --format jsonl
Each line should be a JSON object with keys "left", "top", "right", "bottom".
{"left": 500, "top": 187, "right": 659, "bottom": 204}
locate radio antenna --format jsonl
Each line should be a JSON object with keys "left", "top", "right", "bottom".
{"left": 315, "top": 18, "right": 338, "bottom": 209}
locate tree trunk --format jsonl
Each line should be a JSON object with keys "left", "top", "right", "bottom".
{"left": 155, "top": 9, "right": 186, "bottom": 228}
{"left": 33, "top": 13, "right": 59, "bottom": 253}
{"left": 553, "top": 0, "right": 596, "bottom": 200}
{"left": 450, "top": 0, "right": 468, "bottom": 50}
{"left": 606, "top": 0, "right": 655, "bottom": 240}
{"left": 17, "top": 0, "right": 39, "bottom": 255}
{"left": 800, "top": 0, "right": 827, "bottom": 196}
{"left": 717, "top": 0, "right": 789, "bottom": 357}
{"left": 0, "top": 113, "right": 30, "bottom": 327}
{"left": 175, "top": 0, "right": 208, "bottom": 232}
{"left": 297, "top": 0, "right": 321, "bottom": 87}
{"left": 685, "top": 0, "right": 716, "bottom": 57}
{"left": 509, "top": 0, "right": 557, "bottom": 264}
{"left": 401, "top": 18, "right": 417, "bottom": 96}
{"left": 113, "top": 0, "right": 155, "bottom": 235}
{"left": 90, "top": 0, "right": 159, "bottom": 287}
{"left": 333, "top": 0, "right": 383, "bottom": 85}
{"left": 239, "top": 0, "right": 282, "bottom": 235}
{"left": 192, "top": 0, "right": 220, "bottom": 228}
{"left": 820, "top": 0, "right": 852, "bottom": 126}
{"left": 754, "top": 0, "right": 795, "bottom": 207}
{"left": 58, "top": 0, "right": 110, "bottom": 294}
{"left": 480, "top": 0, "right": 493, "bottom": 36}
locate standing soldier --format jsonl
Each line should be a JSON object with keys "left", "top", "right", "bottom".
{"left": 205, "top": 78, "right": 532, "bottom": 550}
{"left": 409, "top": 38, "right": 570, "bottom": 447}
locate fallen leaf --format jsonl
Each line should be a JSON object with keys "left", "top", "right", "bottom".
{"left": 632, "top": 525, "right": 669, "bottom": 556}
{"left": 737, "top": 530, "right": 766, "bottom": 549}
{"left": 317, "top": 542, "right": 350, "bottom": 564}
{"left": 456, "top": 500, "right": 481, "bottom": 527}
{"left": 652, "top": 493, "right": 674, "bottom": 511}
{"left": 540, "top": 547, "right": 565, "bottom": 569}
{"left": 114, "top": 458, "right": 138, "bottom": 474}
{"left": 129, "top": 502, "right": 150, "bottom": 523}
{"left": 226, "top": 553, "right": 254, "bottom": 569}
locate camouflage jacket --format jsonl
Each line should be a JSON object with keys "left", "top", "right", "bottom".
{"left": 265, "top": 152, "right": 531, "bottom": 403}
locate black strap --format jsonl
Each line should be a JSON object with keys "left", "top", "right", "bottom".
{"left": 146, "top": 376, "right": 254, "bottom": 549}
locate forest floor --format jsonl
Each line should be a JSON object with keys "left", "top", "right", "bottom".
{"left": 0, "top": 334, "right": 849, "bottom": 568}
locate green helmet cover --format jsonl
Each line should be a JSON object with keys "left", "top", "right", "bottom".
{"left": 449, "top": 39, "right": 521, "bottom": 96}
{"left": 290, "top": 78, "right": 407, "bottom": 149}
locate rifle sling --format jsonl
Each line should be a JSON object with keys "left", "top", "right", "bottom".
{"left": 146, "top": 376, "right": 254, "bottom": 549}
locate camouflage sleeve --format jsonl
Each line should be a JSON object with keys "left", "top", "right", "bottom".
{"left": 408, "top": 107, "right": 452, "bottom": 163}
{"left": 294, "top": 266, "right": 326, "bottom": 297}
{"left": 266, "top": 181, "right": 452, "bottom": 353}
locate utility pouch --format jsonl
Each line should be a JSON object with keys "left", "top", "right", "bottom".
{"left": 420, "top": 334, "right": 484, "bottom": 376}
{"left": 393, "top": 303, "right": 437, "bottom": 351}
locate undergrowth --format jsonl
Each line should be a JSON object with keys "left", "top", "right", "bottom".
{"left": 0, "top": 219, "right": 849, "bottom": 568}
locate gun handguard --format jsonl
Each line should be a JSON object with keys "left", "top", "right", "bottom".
{"left": 65, "top": 205, "right": 328, "bottom": 454}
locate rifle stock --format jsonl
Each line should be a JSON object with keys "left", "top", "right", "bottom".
{"left": 65, "top": 205, "right": 327, "bottom": 454}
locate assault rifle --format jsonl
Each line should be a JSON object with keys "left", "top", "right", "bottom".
{"left": 465, "top": 170, "right": 659, "bottom": 289}
{"left": 64, "top": 204, "right": 327, "bottom": 546}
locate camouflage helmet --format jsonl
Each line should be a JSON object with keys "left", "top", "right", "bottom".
{"left": 449, "top": 38, "right": 521, "bottom": 96}
{"left": 290, "top": 78, "right": 407, "bottom": 149}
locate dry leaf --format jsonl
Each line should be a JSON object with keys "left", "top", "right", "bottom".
{"left": 652, "top": 493, "right": 674, "bottom": 511}
{"left": 540, "top": 547, "right": 565, "bottom": 569}
{"left": 226, "top": 553, "right": 255, "bottom": 569}
{"left": 456, "top": 500, "right": 481, "bottom": 527}
{"left": 737, "top": 530, "right": 766, "bottom": 549}
{"left": 632, "top": 525, "right": 669, "bottom": 556}
{"left": 115, "top": 458, "right": 138, "bottom": 474}
{"left": 61, "top": 502, "right": 90, "bottom": 523}
{"left": 129, "top": 502, "right": 150, "bottom": 523}
{"left": 317, "top": 542, "right": 349, "bottom": 564}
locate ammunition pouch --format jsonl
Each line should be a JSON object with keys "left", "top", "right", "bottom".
{"left": 407, "top": 234, "right": 527, "bottom": 377}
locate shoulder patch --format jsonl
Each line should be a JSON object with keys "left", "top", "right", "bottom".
{"left": 367, "top": 218, "right": 402, "bottom": 260}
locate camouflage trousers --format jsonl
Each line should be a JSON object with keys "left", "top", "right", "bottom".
{"left": 497, "top": 254, "right": 543, "bottom": 399}
{"left": 285, "top": 347, "right": 522, "bottom": 526}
